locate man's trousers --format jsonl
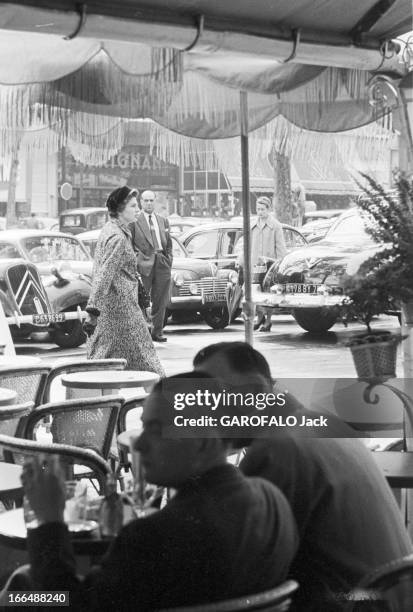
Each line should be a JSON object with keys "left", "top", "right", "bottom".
{"left": 141, "top": 253, "right": 171, "bottom": 337}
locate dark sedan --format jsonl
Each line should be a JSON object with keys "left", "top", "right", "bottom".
{"left": 79, "top": 229, "right": 239, "bottom": 329}
{"left": 252, "top": 210, "right": 381, "bottom": 333}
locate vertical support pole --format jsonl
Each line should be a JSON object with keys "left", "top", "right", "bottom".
{"left": 79, "top": 164, "right": 84, "bottom": 208}
{"left": 399, "top": 81, "right": 413, "bottom": 535}
{"left": 240, "top": 91, "right": 253, "bottom": 346}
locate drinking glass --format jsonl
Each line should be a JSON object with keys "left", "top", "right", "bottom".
{"left": 24, "top": 480, "right": 88, "bottom": 529}
{"left": 127, "top": 439, "right": 162, "bottom": 518}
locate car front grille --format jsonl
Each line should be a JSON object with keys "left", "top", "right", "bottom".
{"left": 179, "top": 277, "right": 228, "bottom": 297}
{"left": 6, "top": 263, "right": 50, "bottom": 315}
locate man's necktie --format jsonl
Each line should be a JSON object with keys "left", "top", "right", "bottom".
{"left": 148, "top": 214, "right": 161, "bottom": 250}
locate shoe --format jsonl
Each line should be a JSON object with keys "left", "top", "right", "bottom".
{"left": 152, "top": 334, "right": 167, "bottom": 342}
{"left": 259, "top": 325, "right": 272, "bottom": 332}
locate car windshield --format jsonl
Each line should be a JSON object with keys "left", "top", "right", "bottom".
{"left": 172, "top": 236, "right": 187, "bottom": 258}
{"left": 22, "top": 236, "right": 90, "bottom": 263}
{"left": 61, "top": 215, "right": 83, "bottom": 228}
{"left": 324, "top": 214, "right": 372, "bottom": 244}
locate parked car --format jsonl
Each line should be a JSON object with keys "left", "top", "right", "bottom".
{"left": 0, "top": 230, "right": 92, "bottom": 347}
{"left": 79, "top": 229, "right": 239, "bottom": 329}
{"left": 300, "top": 209, "right": 347, "bottom": 243}
{"left": 0, "top": 258, "right": 68, "bottom": 342}
{"left": 59, "top": 207, "right": 108, "bottom": 235}
{"left": 180, "top": 220, "right": 307, "bottom": 269}
{"left": 252, "top": 209, "right": 380, "bottom": 333}
{"left": 179, "top": 221, "right": 307, "bottom": 324}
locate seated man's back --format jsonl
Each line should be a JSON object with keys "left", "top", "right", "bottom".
{"left": 241, "top": 434, "right": 413, "bottom": 607}
{"left": 192, "top": 341, "right": 413, "bottom": 609}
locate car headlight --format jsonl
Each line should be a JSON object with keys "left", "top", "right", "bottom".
{"left": 174, "top": 273, "right": 184, "bottom": 287}
{"left": 189, "top": 282, "right": 199, "bottom": 295}
{"left": 40, "top": 275, "right": 56, "bottom": 288}
{"left": 228, "top": 271, "right": 239, "bottom": 285}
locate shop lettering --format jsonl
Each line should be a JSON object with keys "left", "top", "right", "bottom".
{"left": 103, "top": 153, "right": 165, "bottom": 171}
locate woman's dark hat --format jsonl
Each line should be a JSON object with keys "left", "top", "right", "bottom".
{"left": 106, "top": 186, "right": 138, "bottom": 211}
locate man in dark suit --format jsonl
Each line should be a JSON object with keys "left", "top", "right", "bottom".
{"left": 130, "top": 190, "right": 172, "bottom": 342}
{"left": 9, "top": 372, "right": 298, "bottom": 611}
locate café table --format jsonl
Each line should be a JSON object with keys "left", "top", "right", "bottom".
{"left": 0, "top": 356, "right": 41, "bottom": 371}
{"left": 0, "top": 508, "right": 110, "bottom": 557}
{"left": 62, "top": 370, "right": 159, "bottom": 400}
{"left": 372, "top": 451, "right": 413, "bottom": 488}
{"left": 0, "top": 463, "right": 23, "bottom": 506}
{"left": 0, "top": 387, "right": 17, "bottom": 405}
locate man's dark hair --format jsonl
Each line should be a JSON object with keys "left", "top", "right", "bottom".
{"left": 151, "top": 370, "right": 218, "bottom": 395}
{"left": 193, "top": 342, "right": 272, "bottom": 384}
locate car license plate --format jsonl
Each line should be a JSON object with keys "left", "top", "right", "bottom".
{"left": 204, "top": 293, "right": 225, "bottom": 303}
{"left": 32, "top": 313, "right": 66, "bottom": 324}
{"left": 285, "top": 284, "right": 319, "bottom": 294}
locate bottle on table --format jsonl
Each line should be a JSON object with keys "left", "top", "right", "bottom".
{"left": 99, "top": 473, "right": 123, "bottom": 538}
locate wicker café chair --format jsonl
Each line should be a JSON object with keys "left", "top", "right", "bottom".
{"left": 0, "top": 401, "right": 34, "bottom": 459}
{"left": 0, "top": 403, "right": 34, "bottom": 506}
{"left": 0, "top": 366, "right": 51, "bottom": 409}
{"left": 23, "top": 396, "right": 123, "bottom": 461}
{"left": 0, "top": 434, "right": 111, "bottom": 495}
{"left": 346, "top": 554, "right": 413, "bottom": 611}
{"left": 158, "top": 580, "right": 299, "bottom": 612}
{"left": 42, "top": 358, "right": 127, "bottom": 403}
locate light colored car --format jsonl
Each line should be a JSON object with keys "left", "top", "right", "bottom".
{"left": 79, "top": 229, "right": 239, "bottom": 329}
{"left": 0, "top": 230, "right": 92, "bottom": 347}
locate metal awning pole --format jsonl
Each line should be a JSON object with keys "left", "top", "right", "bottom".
{"left": 240, "top": 90, "right": 253, "bottom": 346}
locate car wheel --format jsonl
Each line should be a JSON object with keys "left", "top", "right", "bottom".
{"left": 10, "top": 325, "right": 31, "bottom": 340}
{"left": 203, "top": 307, "right": 230, "bottom": 329}
{"left": 292, "top": 308, "right": 338, "bottom": 333}
{"left": 49, "top": 308, "right": 87, "bottom": 348}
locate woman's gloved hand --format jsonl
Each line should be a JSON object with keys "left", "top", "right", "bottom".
{"left": 83, "top": 313, "right": 98, "bottom": 337}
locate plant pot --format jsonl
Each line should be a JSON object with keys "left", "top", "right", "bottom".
{"left": 346, "top": 331, "right": 405, "bottom": 380}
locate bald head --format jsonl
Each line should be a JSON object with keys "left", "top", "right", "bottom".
{"left": 141, "top": 190, "right": 156, "bottom": 213}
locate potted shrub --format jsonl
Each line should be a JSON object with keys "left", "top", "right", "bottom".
{"left": 340, "top": 170, "right": 413, "bottom": 379}
{"left": 340, "top": 259, "right": 402, "bottom": 379}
